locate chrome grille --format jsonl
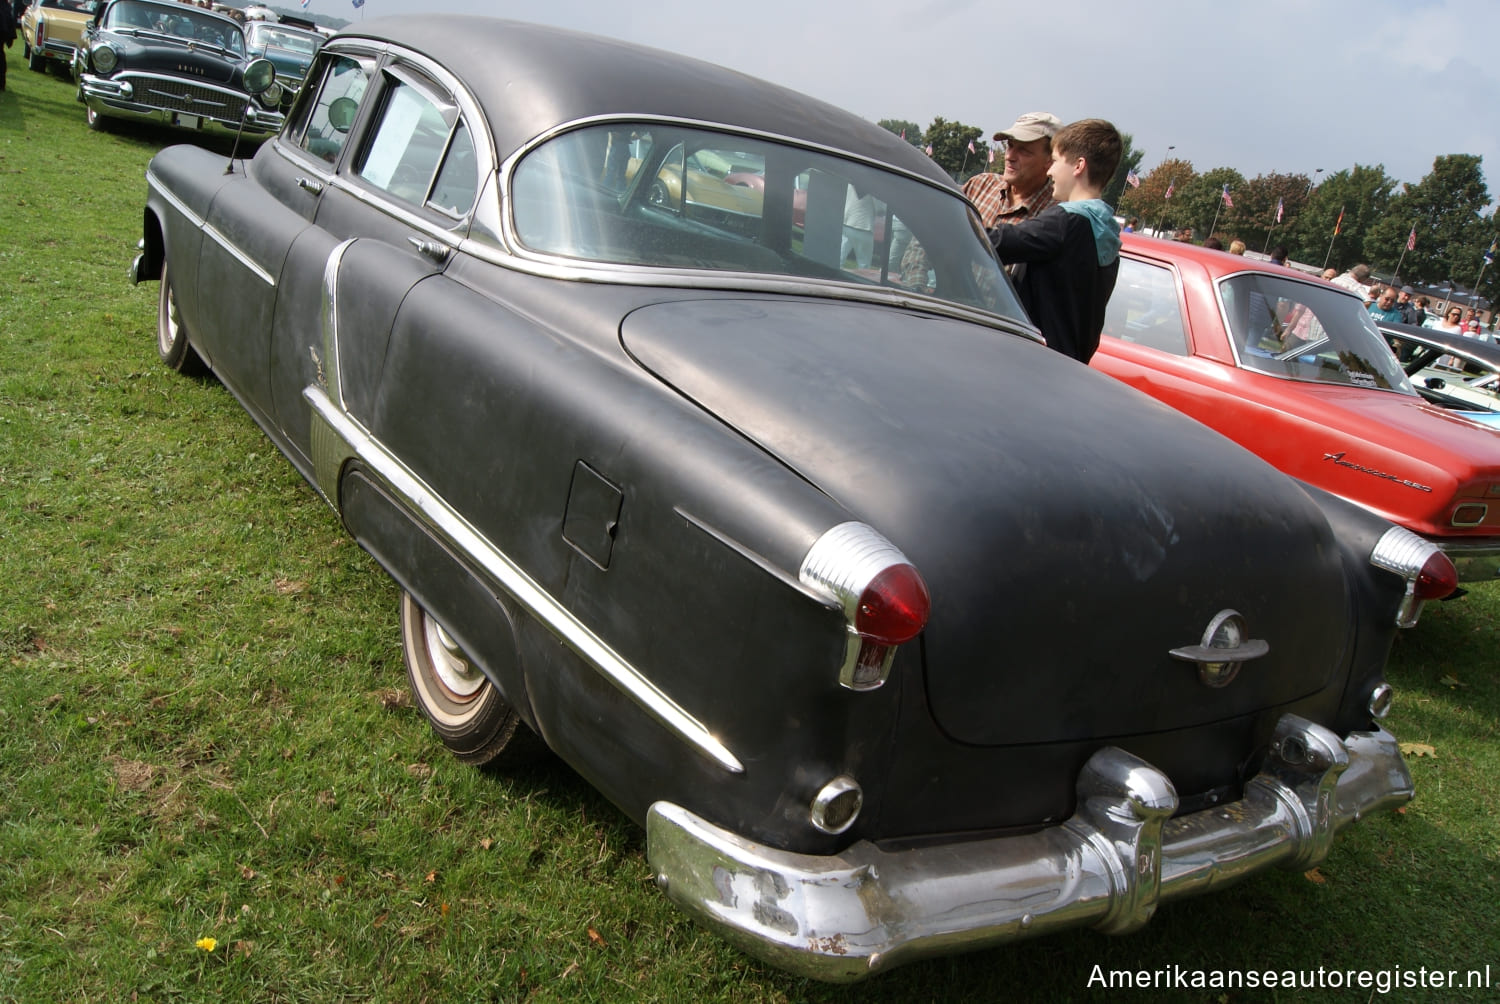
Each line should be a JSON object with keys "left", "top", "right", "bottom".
{"left": 124, "top": 75, "right": 247, "bottom": 121}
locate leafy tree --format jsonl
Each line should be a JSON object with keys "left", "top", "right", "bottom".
{"left": 921, "top": 117, "right": 989, "bottom": 182}
{"left": 1285, "top": 164, "right": 1396, "bottom": 272}
{"left": 878, "top": 119, "right": 923, "bottom": 147}
{"left": 1223, "top": 172, "right": 1312, "bottom": 253}
{"left": 1101, "top": 133, "right": 1145, "bottom": 211}
{"left": 1181, "top": 167, "right": 1246, "bottom": 242}
{"left": 1118, "top": 157, "right": 1195, "bottom": 234}
{"left": 1367, "top": 155, "right": 1490, "bottom": 289}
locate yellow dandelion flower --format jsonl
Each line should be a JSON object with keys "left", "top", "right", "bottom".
{"left": 195, "top": 937, "right": 218, "bottom": 952}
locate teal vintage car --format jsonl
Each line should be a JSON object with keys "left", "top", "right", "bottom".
{"left": 242, "top": 18, "right": 323, "bottom": 110}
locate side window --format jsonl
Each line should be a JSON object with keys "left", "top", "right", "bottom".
{"left": 354, "top": 70, "right": 469, "bottom": 213}
{"left": 428, "top": 120, "right": 478, "bottom": 217}
{"left": 1104, "top": 258, "right": 1189, "bottom": 355}
{"left": 290, "top": 53, "right": 372, "bottom": 164}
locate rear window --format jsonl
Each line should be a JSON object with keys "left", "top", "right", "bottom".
{"left": 510, "top": 122, "right": 1024, "bottom": 320}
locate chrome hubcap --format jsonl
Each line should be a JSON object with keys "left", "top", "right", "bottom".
{"left": 423, "top": 617, "right": 484, "bottom": 700}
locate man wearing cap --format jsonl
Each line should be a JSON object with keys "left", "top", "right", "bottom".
{"left": 1396, "top": 286, "right": 1421, "bottom": 325}
{"left": 898, "top": 111, "right": 1061, "bottom": 290}
{"left": 967, "top": 111, "right": 1064, "bottom": 229}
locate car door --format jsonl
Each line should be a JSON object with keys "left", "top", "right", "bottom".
{"left": 189, "top": 47, "right": 378, "bottom": 437}
{"left": 277, "top": 54, "right": 485, "bottom": 447}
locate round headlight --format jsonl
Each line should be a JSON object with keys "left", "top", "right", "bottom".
{"left": 92, "top": 43, "right": 119, "bottom": 74}
{"left": 259, "top": 82, "right": 283, "bottom": 108}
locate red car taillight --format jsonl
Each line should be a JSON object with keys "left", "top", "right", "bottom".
{"left": 1370, "top": 526, "right": 1458, "bottom": 627}
{"left": 800, "top": 522, "right": 930, "bottom": 689}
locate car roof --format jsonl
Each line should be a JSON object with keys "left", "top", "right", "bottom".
{"left": 1378, "top": 319, "right": 1500, "bottom": 368}
{"left": 1121, "top": 232, "right": 1358, "bottom": 287}
{"left": 332, "top": 17, "right": 954, "bottom": 186}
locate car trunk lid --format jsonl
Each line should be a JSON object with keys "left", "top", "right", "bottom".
{"left": 622, "top": 296, "right": 1352, "bottom": 746}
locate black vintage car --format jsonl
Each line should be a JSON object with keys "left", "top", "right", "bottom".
{"left": 132, "top": 16, "right": 1454, "bottom": 981}
{"left": 73, "top": 0, "right": 283, "bottom": 137}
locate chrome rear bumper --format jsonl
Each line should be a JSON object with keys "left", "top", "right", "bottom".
{"left": 646, "top": 714, "right": 1413, "bottom": 982}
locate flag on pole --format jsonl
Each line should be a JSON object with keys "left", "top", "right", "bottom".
{"left": 1221, "top": 185, "right": 1233, "bottom": 209}
{"left": 967, "top": 140, "right": 976, "bottom": 155}
{"left": 1275, "top": 198, "right": 1284, "bottom": 223}
{"left": 1126, "top": 169, "right": 1140, "bottom": 188}
{"left": 1164, "top": 181, "right": 1174, "bottom": 200}
{"left": 1333, "top": 205, "right": 1344, "bottom": 236}
{"left": 899, "top": 129, "right": 905, "bottom": 140}
{"left": 1486, "top": 239, "right": 1497, "bottom": 265}
{"left": 352, "top": 0, "right": 364, "bottom": 6}
{"left": 1407, "top": 225, "right": 1416, "bottom": 252}
{"left": 300, "top": 0, "right": 309, "bottom": 7}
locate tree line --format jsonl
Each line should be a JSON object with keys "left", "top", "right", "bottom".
{"left": 878, "top": 118, "right": 1496, "bottom": 307}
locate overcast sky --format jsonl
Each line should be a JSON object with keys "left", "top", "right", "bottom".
{"left": 305, "top": 0, "right": 1498, "bottom": 195}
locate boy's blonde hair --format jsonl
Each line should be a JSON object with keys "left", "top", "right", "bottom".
{"left": 1053, "top": 119, "right": 1123, "bottom": 189}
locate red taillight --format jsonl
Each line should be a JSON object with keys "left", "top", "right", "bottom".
{"left": 1414, "top": 551, "right": 1458, "bottom": 601}
{"left": 800, "top": 522, "right": 931, "bottom": 690}
{"left": 855, "top": 563, "right": 931, "bottom": 644}
{"left": 1370, "top": 526, "right": 1459, "bottom": 627}
{"left": 36, "top": 21, "right": 46, "bottom": 46}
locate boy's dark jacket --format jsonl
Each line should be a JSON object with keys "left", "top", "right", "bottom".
{"left": 989, "top": 200, "right": 1121, "bottom": 363}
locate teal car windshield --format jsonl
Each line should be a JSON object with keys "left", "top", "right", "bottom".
{"left": 511, "top": 122, "right": 1024, "bottom": 320}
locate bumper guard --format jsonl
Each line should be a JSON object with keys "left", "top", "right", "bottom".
{"left": 646, "top": 714, "right": 1413, "bottom": 982}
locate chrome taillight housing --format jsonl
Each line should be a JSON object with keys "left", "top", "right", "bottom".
{"left": 800, "top": 522, "right": 931, "bottom": 691}
{"left": 1369, "top": 526, "right": 1459, "bottom": 627}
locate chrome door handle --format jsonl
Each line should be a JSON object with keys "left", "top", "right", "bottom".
{"left": 295, "top": 176, "right": 324, "bottom": 194}
{"left": 407, "top": 237, "right": 450, "bottom": 263}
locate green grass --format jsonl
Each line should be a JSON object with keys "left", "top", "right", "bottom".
{"left": 2, "top": 52, "right": 1499, "bottom": 1002}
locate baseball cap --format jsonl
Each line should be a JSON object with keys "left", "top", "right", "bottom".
{"left": 993, "top": 112, "right": 1062, "bottom": 143}
{"left": 1401, "top": 285, "right": 1414, "bottom": 295}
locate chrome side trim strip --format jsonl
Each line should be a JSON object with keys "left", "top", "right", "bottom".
{"left": 145, "top": 170, "right": 203, "bottom": 229}
{"left": 647, "top": 715, "right": 1413, "bottom": 983}
{"left": 203, "top": 223, "right": 276, "bottom": 287}
{"left": 302, "top": 387, "right": 743, "bottom": 775}
{"left": 145, "top": 170, "right": 275, "bottom": 287}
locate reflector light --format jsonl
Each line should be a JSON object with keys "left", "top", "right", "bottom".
{"left": 1413, "top": 551, "right": 1458, "bottom": 601}
{"left": 1452, "top": 503, "right": 1488, "bottom": 527}
{"left": 855, "top": 564, "right": 931, "bottom": 645}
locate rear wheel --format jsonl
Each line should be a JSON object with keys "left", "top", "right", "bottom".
{"left": 156, "top": 261, "right": 206, "bottom": 375}
{"left": 28, "top": 47, "right": 47, "bottom": 72}
{"left": 400, "top": 591, "right": 545, "bottom": 768}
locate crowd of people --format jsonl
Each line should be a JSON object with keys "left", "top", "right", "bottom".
{"left": 1326, "top": 262, "right": 1491, "bottom": 337}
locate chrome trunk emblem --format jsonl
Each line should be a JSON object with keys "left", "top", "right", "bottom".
{"left": 1169, "top": 609, "right": 1268, "bottom": 688}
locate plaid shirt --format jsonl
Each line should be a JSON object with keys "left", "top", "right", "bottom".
{"left": 962, "top": 172, "right": 1057, "bottom": 227}
{"left": 899, "top": 172, "right": 1057, "bottom": 290}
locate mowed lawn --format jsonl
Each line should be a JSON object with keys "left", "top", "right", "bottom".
{"left": 2, "top": 49, "right": 1498, "bottom": 1004}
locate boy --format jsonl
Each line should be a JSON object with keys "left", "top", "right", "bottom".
{"left": 987, "top": 119, "right": 1123, "bottom": 363}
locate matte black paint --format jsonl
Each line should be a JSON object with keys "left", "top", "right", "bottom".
{"left": 137, "top": 17, "right": 1414, "bottom": 855}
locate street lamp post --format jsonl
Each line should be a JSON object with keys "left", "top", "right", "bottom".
{"left": 1154, "top": 145, "right": 1176, "bottom": 237}
{"left": 1307, "top": 168, "right": 1324, "bottom": 195}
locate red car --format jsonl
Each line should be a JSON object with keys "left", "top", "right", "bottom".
{"left": 1093, "top": 234, "right": 1500, "bottom": 583}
